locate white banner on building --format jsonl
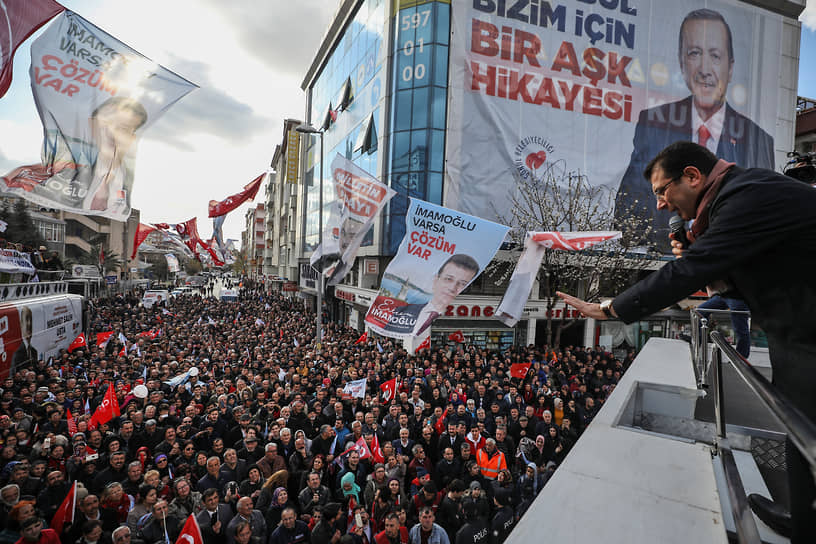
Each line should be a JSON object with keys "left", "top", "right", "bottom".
{"left": 445, "top": 1, "right": 783, "bottom": 246}
{"left": 165, "top": 254, "right": 179, "bottom": 273}
{"left": 310, "top": 154, "right": 395, "bottom": 286}
{"left": 0, "top": 11, "right": 196, "bottom": 221}
{"left": 497, "top": 231, "right": 620, "bottom": 326}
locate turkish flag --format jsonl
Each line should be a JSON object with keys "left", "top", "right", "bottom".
{"left": 379, "top": 377, "right": 397, "bottom": 403}
{"left": 50, "top": 481, "right": 76, "bottom": 535}
{"left": 371, "top": 432, "right": 385, "bottom": 464}
{"left": 354, "top": 332, "right": 367, "bottom": 345}
{"left": 175, "top": 513, "right": 204, "bottom": 544}
{"left": 448, "top": 330, "right": 465, "bottom": 343}
{"left": 355, "top": 437, "right": 372, "bottom": 460}
{"left": 90, "top": 384, "right": 120, "bottom": 428}
{"left": 0, "top": 0, "right": 64, "bottom": 98}
{"left": 417, "top": 335, "right": 431, "bottom": 351}
{"left": 96, "top": 331, "right": 114, "bottom": 348}
{"left": 118, "top": 346, "right": 126, "bottom": 358}
{"left": 208, "top": 173, "right": 265, "bottom": 217}
{"left": 66, "top": 408, "right": 77, "bottom": 436}
{"left": 68, "top": 333, "right": 86, "bottom": 352}
{"left": 510, "top": 362, "right": 532, "bottom": 379}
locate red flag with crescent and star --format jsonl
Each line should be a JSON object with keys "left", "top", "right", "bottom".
{"left": 208, "top": 173, "right": 264, "bottom": 217}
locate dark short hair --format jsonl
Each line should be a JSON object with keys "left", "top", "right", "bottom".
{"left": 643, "top": 141, "right": 718, "bottom": 183}
{"left": 437, "top": 254, "right": 479, "bottom": 277}
{"left": 202, "top": 488, "right": 219, "bottom": 500}
{"left": 678, "top": 9, "right": 734, "bottom": 64}
{"left": 82, "top": 519, "right": 102, "bottom": 535}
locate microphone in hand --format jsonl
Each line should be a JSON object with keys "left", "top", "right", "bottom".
{"left": 669, "top": 215, "right": 690, "bottom": 249}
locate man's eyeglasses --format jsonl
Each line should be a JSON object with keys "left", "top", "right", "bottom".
{"left": 653, "top": 175, "right": 683, "bottom": 199}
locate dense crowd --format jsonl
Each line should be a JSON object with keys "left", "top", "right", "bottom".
{"left": 0, "top": 280, "right": 632, "bottom": 544}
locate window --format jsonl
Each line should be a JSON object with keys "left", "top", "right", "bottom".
{"left": 354, "top": 114, "right": 377, "bottom": 154}
{"left": 337, "top": 77, "right": 354, "bottom": 111}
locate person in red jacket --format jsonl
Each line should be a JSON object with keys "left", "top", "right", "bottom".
{"left": 374, "top": 513, "right": 409, "bottom": 544}
{"left": 15, "top": 517, "right": 60, "bottom": 544}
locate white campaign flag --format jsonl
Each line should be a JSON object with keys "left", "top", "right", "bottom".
{"left": 343, "top": 378, "right": 367, "bottom": 399}
{"left": 310, "top": 154, "right": 395, "bottom": 286}
{"left": 496, "top": 231, "right": 621, "bottom": 326}
{"left": 0, "top": 11, "right": 196, "bottom": 220}
{"left": 365, "top": 198, "right": 509, "bottom": 340}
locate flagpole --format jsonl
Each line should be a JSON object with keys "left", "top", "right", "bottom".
{"left": 296, "top": 123, "right": 325, "bottom": 356}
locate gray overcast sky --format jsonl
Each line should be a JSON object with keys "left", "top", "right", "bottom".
{"left": 0, "top": 0, "right": 337, "bottom": 242}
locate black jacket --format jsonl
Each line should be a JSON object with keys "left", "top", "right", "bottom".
{"left": 613, "top": 166, "right": 816, "bottom": 420}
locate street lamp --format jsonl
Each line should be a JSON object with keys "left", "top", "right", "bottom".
{"left": 295, "top": 122, "right": 324, "bottom": 352}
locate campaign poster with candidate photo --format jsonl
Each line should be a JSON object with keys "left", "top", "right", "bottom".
{"left": 310, "top": 154, "right": 395, "bottom": 286}
{"left": 444, "top": 0, "right": 785, "bottom": 248}
{"left": 365, "top": 198, "right": 509, "bottom": 340}
{"left": 0, "top": 11, "right": 196, "bottom": 221}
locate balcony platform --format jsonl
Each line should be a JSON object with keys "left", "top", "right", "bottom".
{"left": 507, "top": 338, "right": 788, "bottom": 544}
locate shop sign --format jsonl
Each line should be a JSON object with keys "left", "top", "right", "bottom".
{"left": 336, "top": 289, "right": 355, "bottom": 302}
{"left": 364, "top": 259, "right": 378, "bottom": 275}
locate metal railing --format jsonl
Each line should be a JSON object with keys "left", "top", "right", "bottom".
{"left": 709, "top": 331, "right": 816, "bottom": 543}
{"left": 689, "top": 307, "right": 750, "bottom": 388}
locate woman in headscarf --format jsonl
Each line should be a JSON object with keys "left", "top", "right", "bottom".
{"left": 530, "top": 435, "right": 549, "bottom": 467}
{"left": 339, "top": 471, "right": 361, "bottom": 507}
{"left": 255, "top": 469, "right": 290, "bottom": 511}
{"left": 264, "top": 486, "right": 296, "bottom": 529}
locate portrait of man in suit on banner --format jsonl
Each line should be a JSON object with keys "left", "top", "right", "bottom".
{"left": 614, "top": 8, "right": 775, "bottom": 249}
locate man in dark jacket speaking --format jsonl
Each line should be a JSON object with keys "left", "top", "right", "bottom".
{"left": 558, "top": 141, "right": 816, "bottom": 542}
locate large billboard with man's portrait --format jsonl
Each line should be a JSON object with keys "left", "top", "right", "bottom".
{"left": 445, "top": 0, "right": 785, "bottom": 246}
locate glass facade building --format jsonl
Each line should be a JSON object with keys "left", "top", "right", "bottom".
{"left": 299, "top": 0, "right": 587, "bottom": 348}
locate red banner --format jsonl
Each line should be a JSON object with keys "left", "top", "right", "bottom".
{"left": 208, "top": 173, "right": 264, "bottom": 217}
{"left": 0, "top": 0, "right": 64, "bottom": 98}
{"left": 131, "top": 223, "right": 157, "bottom": 259}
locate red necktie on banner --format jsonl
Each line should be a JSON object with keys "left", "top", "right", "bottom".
{"left": 697, "top": 125, "right": 711, "bottom": 147}
{"left": 417, "top": 311, "right": 439, "bottom": 335}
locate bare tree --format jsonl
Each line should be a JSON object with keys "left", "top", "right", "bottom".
{"left": 494, "top": 164, "right": 661, "bottom": 347}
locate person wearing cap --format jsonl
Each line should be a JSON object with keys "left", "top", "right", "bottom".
{"left": 489, "top": 490, "right": 514, "bottom": 544}
{"left": 237, "top": 435, "right": 263, "bottom": 465}
{"left": 462, "top": 481, "right": 489, "bottom": 521}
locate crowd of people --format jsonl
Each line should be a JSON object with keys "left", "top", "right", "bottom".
{"left": 0, "top": 281, "right": 631, "bottom": 544}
